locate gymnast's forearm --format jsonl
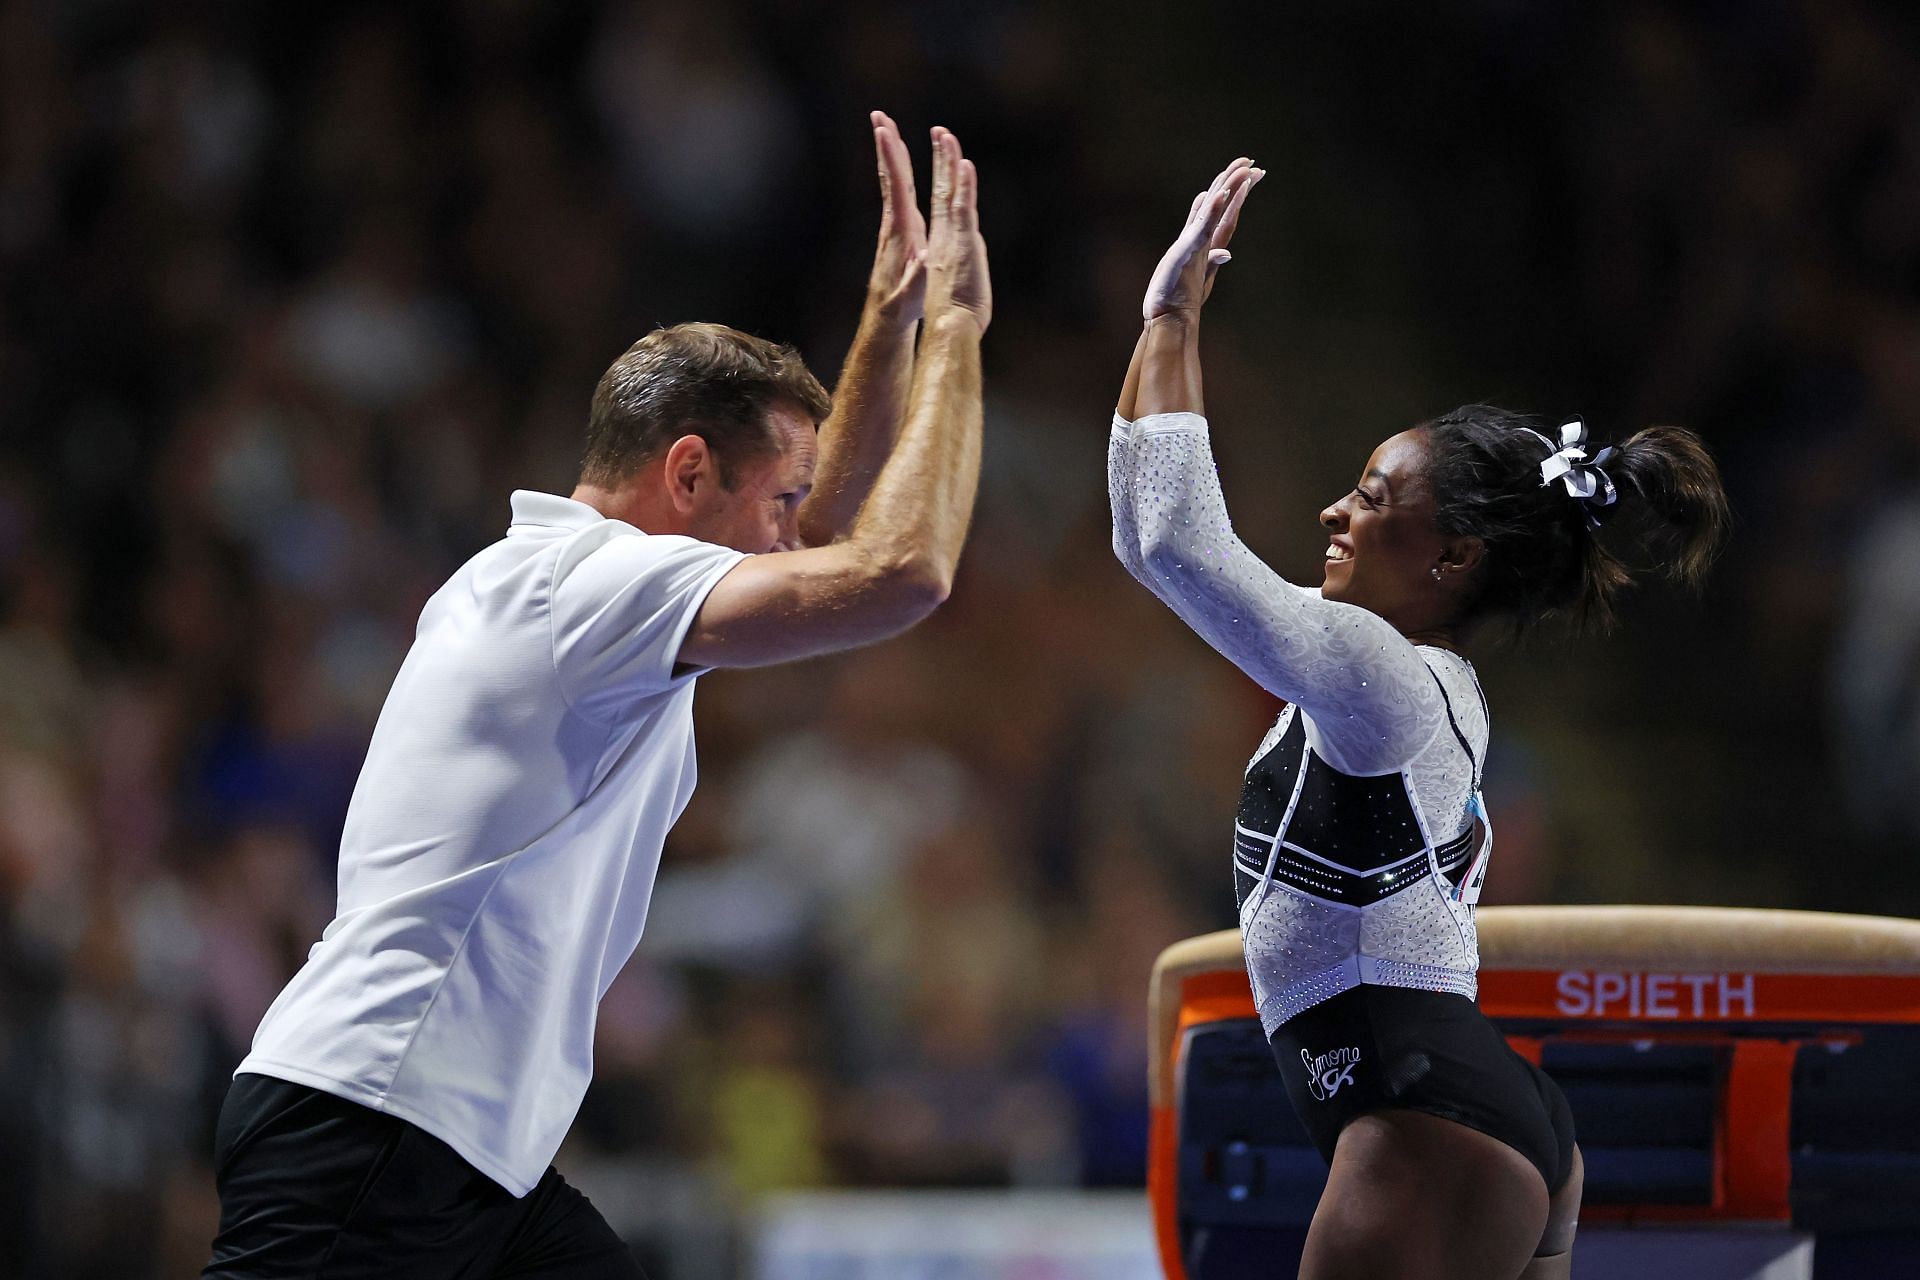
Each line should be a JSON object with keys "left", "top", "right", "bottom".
{"left": 1108, "top": 415, "right": 1157, "bottom": 589}
{"left": 1116, "top": 325, "right": 1149, "bottom": 422}
{"left": 1112, "top": 318, "right": 1202, "bottom": 594}
{"left": 1108, "top": 410, "right": 1188, "bottom": 621}
{"left": 1133, "top": 312, "right": 1207, "bottom": 418}
{"left": 1130, "top": 415, "right": 1312, "bottom": 671}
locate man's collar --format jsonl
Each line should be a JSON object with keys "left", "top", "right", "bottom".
{"left": 508, "top": 490, "right": 606, "bottom": 533}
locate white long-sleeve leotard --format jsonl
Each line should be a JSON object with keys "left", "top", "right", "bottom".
{"left": 1109, "top": 411, "right": 1491, "bottom": 1032}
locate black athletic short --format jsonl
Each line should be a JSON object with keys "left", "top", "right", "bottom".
{"left": 203, "top": 1073, "right": 646, "bottom": 1279}
{"left": 1269, "top": 984, "right": 1575, "bottom": 1193}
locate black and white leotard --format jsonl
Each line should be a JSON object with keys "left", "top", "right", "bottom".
{"left": 1109, "top": 411, "right": 1493, "bottom": 1033}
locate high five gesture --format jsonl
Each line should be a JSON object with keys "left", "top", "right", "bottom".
{"left": 1121, "top": 156, "right": 1264, "bottom": 420}
{"left": 682, "top": 117, "right": 988, "bottom": 669}
{"left": 865, "top": 110, "right": 928, "bottom": 327}
{"left": 800, "top": 116, "right": 992, "bottom": 549}
{"left": 924, "top": 125, "right": 992, "bottom": 335}
{"left": 1143, "top": 157, "right": 1263, "bottom": 322}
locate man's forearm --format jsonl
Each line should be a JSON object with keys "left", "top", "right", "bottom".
{"left": 797, "top": 308, "right": 917, "bottom": 547}
{"left": 845, "top": 314, "right": 982, "bottom": 590}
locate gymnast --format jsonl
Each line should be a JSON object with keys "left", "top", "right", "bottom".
{"left": 1108, "top": 159, "right": 1729, "bottom": 1279}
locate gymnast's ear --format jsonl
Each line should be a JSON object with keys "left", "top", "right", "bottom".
{"left": 1436, "top": 534, "right": 1484, "bottom": 579}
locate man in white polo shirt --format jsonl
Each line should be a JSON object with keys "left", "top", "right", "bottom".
{"left": 203, "top": 115, "right": 990, "bottom": 1279}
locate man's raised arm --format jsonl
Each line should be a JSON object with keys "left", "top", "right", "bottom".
{"left": 678, "top": 124, "right": 991, "bottom": 670}
{"left": 797, "top": 111, "right": 924, "bottom": 549}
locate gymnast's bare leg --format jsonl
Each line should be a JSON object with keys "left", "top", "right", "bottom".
{"left": 1300, "top": 1112, "right": 1545, "bottom": 1280}
{"left": 1520, "top": 1143, "right": 1584, "bottom": 1280}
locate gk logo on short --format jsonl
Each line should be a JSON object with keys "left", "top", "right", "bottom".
{"left": 1302, "top": 1046, "right": 1361, "bottom": 1101}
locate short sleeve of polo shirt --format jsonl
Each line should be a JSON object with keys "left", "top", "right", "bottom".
{"left": 548, "top": 532, "right": 746, "bottom": 722}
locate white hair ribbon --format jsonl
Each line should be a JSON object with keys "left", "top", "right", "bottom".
{"left": 1526, "top": 418, "right": 1618, "bottom": 529}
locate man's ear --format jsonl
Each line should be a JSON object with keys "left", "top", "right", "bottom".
{"left": 1438, "top": 534, "right": 1485, "bottom": 576}
{"left": 660, "top": 434, "right": 716, "bottom": 515}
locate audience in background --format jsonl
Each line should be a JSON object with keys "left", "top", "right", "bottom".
{"left": 1, "top": 2, "right": 1916, "bottom": 1275}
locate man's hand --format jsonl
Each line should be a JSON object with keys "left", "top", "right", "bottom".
{"left": 922, "top": 126, "right": 991, "bottom": 334}
{"left": 681, "top": 122, "right": 988, "bottom": 668}
{"left": 867, "top": 111, "right": 928, "bottom": 327}
{"left": 1142, "top": 158, "right": 1263, "bottom": 322}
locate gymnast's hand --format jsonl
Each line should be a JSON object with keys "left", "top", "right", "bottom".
{"left": 1142, "top": 157, "right": 1264, "bottom": 322}
{"left": 922, "top": 125, "right": 991, "bottom": 334}
{"left": 866, "top": 110, "right": 928, "bottom": 327}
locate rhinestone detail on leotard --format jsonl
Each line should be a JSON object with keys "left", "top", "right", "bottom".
{"left": 1109, "top": 412, "right": 1492, "bottom": 1033}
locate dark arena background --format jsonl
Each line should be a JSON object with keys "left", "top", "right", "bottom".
{"left": 2, "top": 2, "right": 1919, "bottom": 1278}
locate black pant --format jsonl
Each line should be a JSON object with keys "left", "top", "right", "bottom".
{"left": 204, "top": 1073, "right": 645, "bottom": 1279}
{"left": 1269, "top": 984, "right": 1576, "bottom": 1193}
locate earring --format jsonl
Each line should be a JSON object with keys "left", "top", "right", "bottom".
{"left": 1431, "top": 568, "right": 1443, "bottom": 581}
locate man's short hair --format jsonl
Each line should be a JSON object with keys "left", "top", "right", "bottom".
{"left": 582, "top": 323, "right": 832, "bottom": 489}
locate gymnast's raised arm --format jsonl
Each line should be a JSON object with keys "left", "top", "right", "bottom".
{"left": 1108, "top": 160, "right": 1446, "bottom": 776}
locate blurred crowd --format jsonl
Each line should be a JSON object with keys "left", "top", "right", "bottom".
{"left": 0, "top": 1, "right": 1916, "bottom": 1276}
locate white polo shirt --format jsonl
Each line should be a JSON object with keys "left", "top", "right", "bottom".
{"left": 238, "top": 490, "right": 745, "bottom": 1196}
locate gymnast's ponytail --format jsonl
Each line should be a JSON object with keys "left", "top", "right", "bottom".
{"left": 1422, "top": 406, "right": 1731, "bottom": 636}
